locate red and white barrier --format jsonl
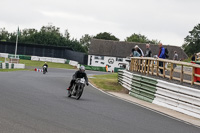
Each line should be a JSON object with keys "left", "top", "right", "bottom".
{"left": 34, "top": 68, "right": 43, "bottom": 72}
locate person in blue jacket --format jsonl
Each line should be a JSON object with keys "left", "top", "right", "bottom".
{"left": 130, "top": 48, "right": 141, "bottom": 57}
{"left": 158, "top": 43, "right": 166, "bottom": 74}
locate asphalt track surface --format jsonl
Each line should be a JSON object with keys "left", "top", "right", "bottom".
{"left": 0, "top": 68, "right": 199, "bottom": 133}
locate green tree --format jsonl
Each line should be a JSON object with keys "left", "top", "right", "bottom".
{"left": 182, "top": 23, "right": 200, "bottom": 56}
{"left": 125, "top": 33, "right": 160, "bottom": 44}
{"left": 0, "top": 28, "right": 9, "bottom": 41}
{"left": 125, "top": 33, "right": 149, "bottom": 43}
{"left": 80, "top": 34, "right": 92, "bottom": 53}
{"left": 64, "top": 29, "right": 70, "bottom": 40}
{"left": 149, "top": 39, "right": 160, "bottom": 45}
{"left": 94, "top": 32, "right": 119, "bottom": 41}
{"left": 0, "top": 25, "right": 87, "bottom": 53}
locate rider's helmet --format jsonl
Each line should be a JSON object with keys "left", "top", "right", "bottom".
{"left": 79, "top": 66, "right": 85, "bottom": 72}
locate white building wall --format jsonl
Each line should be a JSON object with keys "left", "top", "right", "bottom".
{"left": 88, "top": 55, "right": 129, "bottom": 72}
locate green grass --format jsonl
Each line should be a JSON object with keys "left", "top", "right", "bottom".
{"left": 89, "top": 73, "right": 125, "bottom": 92}
{"left": 20, "top": 59, "right": 75, "bottom": 69}
{"left": 0, "top": 69, "right": 29, "bottom": 72}
{"left": 0, "top": 57, "right": 4, "bottom": 62}
{"left": 0, "top": 57, "right": 75, "bottom": 69}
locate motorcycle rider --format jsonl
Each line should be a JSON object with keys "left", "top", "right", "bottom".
{"left": 67, "top": 66, "right": 89, "bottom": 90}
{"left": 43, "top": 62, "right": 48, "bottom": 72}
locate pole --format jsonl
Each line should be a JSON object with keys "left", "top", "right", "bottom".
{"left": 15, "top": 27, "right": 19, "bottom": 58}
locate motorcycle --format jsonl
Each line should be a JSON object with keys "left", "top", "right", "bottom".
{"left": 43, "top": 66, "right": 47, "bottom": 74}
{"left": 68, "top": 78, "right": 85, "bottom": 100}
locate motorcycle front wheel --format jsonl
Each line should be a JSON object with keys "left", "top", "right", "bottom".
{"left": 43, "top": 69, "right": 46, "bottom": 74}
{"left": 67, "top": 87, "right": 73, "bottom": 97}
{"left": 76, "top": 84, "right": 84, "bottom": 100}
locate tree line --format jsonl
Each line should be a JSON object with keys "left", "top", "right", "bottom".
{"left": 0, "top": 23, "right": 199, "bottom": 56}
{"left": 182, "top": 23, "right": 200, "bottom": 56}
{"left": 0, "top": 25, "right": 160, "bottom": 53}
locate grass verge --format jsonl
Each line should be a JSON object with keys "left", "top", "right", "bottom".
{"left": 0, "top": 57, "right": 75, "bottom": 69}
{"left": 0, "top": 57, "right": 4, "bottom": 62}
{"left": 89, "top": 73, "right": 127, "bottom": 93}
{"left": 20, "top": 59, "right": 75, "bottom": 69}
{"left": 0, "top": 69, "right": 29, "bottom": 72}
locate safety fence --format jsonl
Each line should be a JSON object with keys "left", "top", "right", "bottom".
{"left": 130, "top": 57, "right": 200, "bottom": 86}
{"left": 31, "top": 56, "right": 67, "bottom": 64}
{"left": 118, "top": 70, "right": 200, "bottom": 119}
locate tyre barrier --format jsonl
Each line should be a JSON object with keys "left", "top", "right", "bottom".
{"left": 0, "top": 63, "right": 25, "bottom": 69}
{"left": 118, "top": 70, "right": 200, "bottom": 119}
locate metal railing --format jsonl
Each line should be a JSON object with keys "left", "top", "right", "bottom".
{"left": 130, "top": 57, "right": 200, "bottom": 86}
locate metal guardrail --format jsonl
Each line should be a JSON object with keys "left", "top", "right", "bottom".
{"left": 118, "top": 70, "right": 200, "bottom": 119}
{"left": 130, "top": 57, "right": 200, "bottom": 86}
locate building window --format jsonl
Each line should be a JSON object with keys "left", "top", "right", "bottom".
{"left": 101, "top": 62, "right": 105, "bottom": 65}
{"left": 95, "top": 61, "right": 98, "bottom": 63}
{"left": 116, "top": 58, "right": 123, "bottom": 62}
{"left": 94, "top": 56, "right": 104, "bottom": 60}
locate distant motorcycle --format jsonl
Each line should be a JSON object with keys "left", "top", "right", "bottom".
{"left": 68, "top": 78, "right": 85, "bottom": 100}
{"left": 43, "top": 66, "right": 47, "bottom": 74}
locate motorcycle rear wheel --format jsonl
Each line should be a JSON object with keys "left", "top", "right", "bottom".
{"left": 43, "top": 69, "right": 46, "bottom": 74}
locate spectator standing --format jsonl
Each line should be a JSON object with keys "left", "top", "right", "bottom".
{"left": 135, "top": 45, "right": 144, "bottom": 57}
{"left": 130, "top": 48, "right": 141, "bottom": 57}
{"left": 144, "top": 44, "right": 152, "bottom": 71}
{"left": 144, "top": 44, "right": 152, "bottom": 57}
{"left": 158, "top": 43, "right": 166, "bottom": 74}
{"left": 173, "top": 51, "right": 178, "bottom": 68}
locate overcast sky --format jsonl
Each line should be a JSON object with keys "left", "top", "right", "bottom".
{"left": 0, "top": 0, "right": 200, "bottom": 46}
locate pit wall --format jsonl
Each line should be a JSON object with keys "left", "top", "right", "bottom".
{"left": 118, "top": 70, "right": 200, "bottom": 119}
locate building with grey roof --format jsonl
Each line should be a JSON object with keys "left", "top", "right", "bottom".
{"left": 88, "top": 39, "right": 188, "bottom": 71}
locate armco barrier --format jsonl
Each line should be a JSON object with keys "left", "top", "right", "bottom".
{"left": 14, "top": 64, "right": 25, "bottom": 69}
{"left": 31, "top": 56, "right": 66, "bottom": 64}
{"left": 19, "top": 55, "right": 31, "bottom": 60}
{"left": 65, "top": 60, "right": 70, "bottom": 64}
{"left": 51, "top": 58, "right": 66, "bottom": 64}
{"left": 69, "top": 60, "right": 78, "bottom": 66}
{"left": 31, "top": 56, "right": 39, "bottom": 61}
{"left": 118, "top": 70, "right": 200, "bottom": 119}
{"left": 0, "top": 53, "right": 9, "bottom": 58}
{"left": 8, "top": 54, "right": 31, "bottom": 60}
{"left": 2, "top": 53, "right": 77, "bottom": 66}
